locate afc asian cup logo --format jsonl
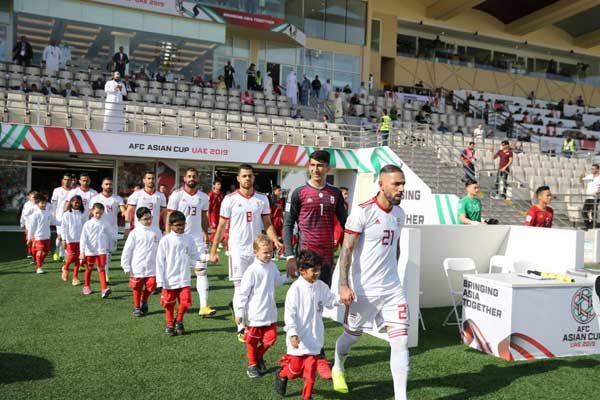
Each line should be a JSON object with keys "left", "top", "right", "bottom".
{"left": 571, "top": 287, "right": 596, "bottom": 324}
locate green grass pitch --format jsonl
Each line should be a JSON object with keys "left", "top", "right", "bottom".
{"left": 1, "top": 233, "right": 600, "bottom": 399}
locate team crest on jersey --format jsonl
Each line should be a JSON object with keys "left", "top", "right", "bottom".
{"left": 318, "top": 192, "right": 323, "bottom": 198}
{"left": 307, "top": 198, "right": 313, "bottom": 203}
{"left": 317, "top": 301, "right": 323, "bottom": 313}
{"left": 330, "top": 196, "right": 335, "bottom": 204}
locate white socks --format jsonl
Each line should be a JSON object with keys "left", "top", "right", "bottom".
{"left": 233, "top": 281, "right": 245, "bottom": 331}
{"left": 196, "top": 272, "right": 209, "bottom": 308}
{"left": 56, "top": 238, "right": 66, "bottom": 257}
{"left": 333, "top": 330, "right": 361, "bottom": 372}
{"left": 389, "top": 331, "right": 409, "bottom": 400}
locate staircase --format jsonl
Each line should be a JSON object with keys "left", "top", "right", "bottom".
{"left": 393, "top": 145, "right": 565, "bottom": 226}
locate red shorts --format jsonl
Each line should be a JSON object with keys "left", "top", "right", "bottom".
{"left": 244, "top": 323, "right": 278, "bottom": 347}
{"left": 280, "top": 354, "right": 318, "bottom": 380}
{"left": 160, "top": 287, "right": 192, "bottom": 308}
{"left": 65, "top": 242, "right": 80, "bottom": 256}
{"left": 129, "top": 276, "right": 157, "bottom": 292}
{"left": 85, "top": 254, "right": 107, "bottom": 268}
{"left": 33, "top": 239, "right": 51, "bottom": 253}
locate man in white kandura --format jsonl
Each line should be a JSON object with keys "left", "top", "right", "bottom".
{"left": 90, "top": 177, "right": 126, "bottom": 282}
{"left": 103, "top": 71, "right": 127, "bottom": 132}
{"left": 285, "top": 70, "right": 298, "bottom": 106}
{"left": 332, "top": 164, "right": 410, "bottom": 400}
{"left": 43, "top": 41, "right": 62, "bottom": 73}
{"left": 166, "top": 167, "right": 216, "bottom": 318}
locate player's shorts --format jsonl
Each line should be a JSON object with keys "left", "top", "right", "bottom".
{"left": 344, "top": 290, "right": 410, "bottom": 333}
{"left": 228, "top": 251, "right": 254, "bottom": 281}
{"left": 33, "top": 239, "right": 51, "bottom": 253}
{"left": 65, "top": 242, "right": 80, "bottom": 256}
{"left": 160, "top": 286, "right": 192, "bottom": 308}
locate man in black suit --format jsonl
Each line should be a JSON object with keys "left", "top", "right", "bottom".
{"left": 12, "top": 36, "right": 33, "bottom": 66}
{"left": 42, "top": 80, "right": 59, "bottom": 96}
{"left": 61, "top": 82, "right": 78, "bottom": 98}
{"left": 112, "top": 46, "right": 129, "bottom": 77}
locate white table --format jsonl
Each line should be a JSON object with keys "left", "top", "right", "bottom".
{"left": 462, "top": 273, "right": 600, "bottom": 360}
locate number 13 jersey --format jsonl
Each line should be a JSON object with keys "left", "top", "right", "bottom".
{"left": 220, "top": 190, "right": 271, "bottom": 256}
{"left": 344, "top": 196, "right": 405, "bottom": 297}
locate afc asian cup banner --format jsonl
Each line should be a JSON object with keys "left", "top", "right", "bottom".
{"left": 463, "top": 275, "right": 600, "bottom": 360}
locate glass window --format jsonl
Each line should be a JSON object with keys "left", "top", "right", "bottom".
{"left": 0, "top": 154, "right": 27, "bottom": 225}
{"left": 397, "top": 34, "right": 417, "bottom": 57}
{"left": 493, "top": 51, "right": 517, "bottom": 70}
{"left": 305, "top": 0, "right": 326, "bottom": 40}
{"left": 334, "top": 52, "right": 360, "bottom": 72}
{"left": 346, "top": 0, "right": 366, "bottom": 45}
{"left": 305, "top": 49, "right": 332, "bottom": 69}
{"left": 333, "top": 71, "right": 359, "bottom": 91}
{"left": 467, "top": 46, "right": 491, "bottom": 66}
{"left": 232, "top": 37, "right": 250, "bottom": 59}
{"left": 325, "top": 0, "right": 346, "bottom": 43}
{"left": 266, "top": 42, "right": 298, "bottom": 65}
{"left": 214, "top": 36, "right": 233, "bottom": 57}
{"left": 371, "top": 19, "right": 381, "bottom": 52}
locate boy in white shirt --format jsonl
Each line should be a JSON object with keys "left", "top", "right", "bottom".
{"left": 27, "top": 195, "right": 57, "bottom": 274}
{"left": 59, "top": 195, "right": 86, "bottom": 285}
{"left": 121, "top": 207, "right": 160, "bottom": 317}
{"left": 80, "top": 203, "right": 113, "bottom": 298}
{"left": 156, "top": 211, "right": 208, "bottom": 336}
{"left": 275, "top": 250, "right": 340, "bottom": 399}
{"left": 20, "top": 190, "right": 38, "bottom": 259}
{"left": 235, "top": 235, "right": 288, "bottom": 378}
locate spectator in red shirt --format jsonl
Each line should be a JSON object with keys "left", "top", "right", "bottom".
{"left": 460, "top": 141, "right": 477, "bottom": 182}
{"left": 525, "top": 186, "right": 553, "bottom": 228}
{"left": 208, "top": 180, "right": 224, "bottom": 244}
{"left": 269, "top": 185, "right": 285, "bottom": 257}
{"left": 493, "top": 140, "right": 513, "bottom": 199}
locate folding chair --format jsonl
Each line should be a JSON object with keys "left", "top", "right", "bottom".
{"left": 442, "top": 257, "right": 477, "bottom": 336}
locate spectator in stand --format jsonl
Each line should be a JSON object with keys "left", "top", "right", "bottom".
{"left": 460, "top": 142, "right": 477, "bottom": 182}
{"left": 414, "top": 80, "right": 424, "bottom": 89}
{"left": 42, "top": 41, "right": 61, "bottom": 73}
{"left": 333, "top": 90, "right": 343, "bottom": 122}
{"left": 321, "top": 114, "right": 329, "bottom": 127}
{"left": 241, "top": 91, "right": 255, "bottom": 106}
{"left": 42, "top": 80, "right": 59, "bottom": 96}
{"left": 136, "top": 67, "right": 149, "bottom": 81}
{"left": 246, "top": 64, "right": 257, "bottom": 90}
{"left": 415, "top": 111, "right": 427, "bottom": 124}
{"left": 123, "top": 75, "right": 136, "bottom": 93}
{"left": 562, "top": 136, "right": 575, "bottom": 158}
{"left": 421, "top": 102, "right": 432, "bottom": 113}
{"left": 492, "top": 140, "right": 513, "bottom": 199}
{"left": 224, "top": 60, "right": 235, "bottom": 89}
{"left": 349, "top": 94, "right": 360, "bottom": 105}
{"left": 285, "top": 71, "right": 298, "bottom": 105}
{"left": 215, "top": 75, "right": 226, "bottom": 90}
{"left": 154, "top": 72, "right": 164, "bottom": 83}
{"left": 576, "top": 96, "right": 585, "bottom": 107}
{"left": 455, "top": 126, "right": 464, "bottom": 135}
{"left": 11, "top": 78, "right": 29, "bottom": 92}
{"left": 389, "top": 104, "right": 398, "bottom": 121}
{"left": 254, "top": 71, "right": 263, "bottom": 91}
{"left": 473, "top": 123, "right": 484, "bottom": 138}
{"left": 300, "top": 75, "right": 311, "bottom": 106}
{"left": 438, "top": 121, "right": 449, "bottom": 134}
{"left": 192, "top": 74, "right": 206, "bottom": 88}
{"left": 311, "top": 75, "right": 321, "bottom": 98}
{"left": 505, "top": 113, "right": 514, "bottom": 138}
{"left": 581, "top": 164, "right": 600, "bottom": 230}
{"left": 320, "top": 79, "right": 331, "bottom": 101}
{"left": 164, "top": 70, "right": 174, "bottom": 82}
{"left": 403, "top": 100, "right": 413, "bottom": 111}
{"left": 358, "top": 82, "right": 368, "bottom": 97}
{"left": 518, "top": 128, "right": 533, "bottom": 142}
{"left": 527, "top": 91, "right": 535, "bottom": 105}
{"left": 12, "top": 36, "right": 33, "bottom": 66}
{"left": 263, "top": 71, "right": 273, "bottom": 95}
{"left": 293, "top": 109, "right": 303, "bottom": 119}
{"left": 375, "top": 109, "right": 391, "bottom": 146}
{"left": 524, "top": 186, "right": 553, "bottom": 228}
{"left": 458, "top": 180, "right": 486, "bottom": 225}
{"left": 61, "top": 82, "right": 78, "bottom": 98}
{"left": 112, "top": 46, "right": 129, "bottom": 77}
{"left": 29, "top": 83, "right": 39, "bottom": 93}
{"left": 342, "top": 84, "right": 352, "bottom": 95}
{"left": 92, "top": 77, "right": 105, "bottom": 91}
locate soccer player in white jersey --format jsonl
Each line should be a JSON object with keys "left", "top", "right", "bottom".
{"left": 90, "top": 177, "right": 126, "bottom": 282}
{"left": 332, "top": 164, "right": 409, "bottom": 400}
{"left": 51, "top": 173, "right": 72, "bottom": 261}
{"left": 209, "top": 164, "right": 282, "bottom": 340}
{"left": 65, "top": 173, "right": 98, "bottom": 214}
{"left": 125, "top": 171, "right": 166, "bottom": 236}
{"left": 166, "top": 167, "right": 216, "bottom": 318}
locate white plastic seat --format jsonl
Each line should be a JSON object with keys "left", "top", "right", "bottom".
{"left": 442, "top": 258, "right": 477, "bottom": 336}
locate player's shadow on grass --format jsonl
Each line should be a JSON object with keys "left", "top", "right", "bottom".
{"left": 0, "top": 353, "right": 54, "bottom": 384}
{"left": 409, "top": 358, "right": 599, "bottom": 400}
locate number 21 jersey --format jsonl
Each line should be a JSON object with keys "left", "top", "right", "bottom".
{"left": 344, "top": 196, "right": 405, "bottom": 297}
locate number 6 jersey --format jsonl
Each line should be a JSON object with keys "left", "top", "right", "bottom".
{"left": 344, "top": 196, "right": 405, "bottom": 297}
{"left": 220, "top": 190, "right": 271, "bottom": 256}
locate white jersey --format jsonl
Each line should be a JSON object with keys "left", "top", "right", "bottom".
{"left": 121, "top": 225, "right": 160, "bottom": 278}
{"left": 27, "top": 208, "right": 57, "bottom": 241}
{"left": 220, "top": 191, "right": 270, "bottom": 256}
{"left": 234, "top": 258, "right": 288, "bottom": 327}
{"left": 344, "top": 197, "right": 405, "bottom": 297}
{"left": 284, "top": 276, "right": 339, "bottom": 356}
{"left": 66, "top": 186, "right": 98, "bottom": 213}
{"left": 60, "top": 210, "right": 86, "bottom": 243}
{"left": 156, "top": 231, "right": 204, "bottom": 289}
{"left": 51, "top": 186, "right": 70, "bottom": 221}
{"left": 80, "top": 218, "right": 112, "bottom": 256}
{"left": 90, "top": 193, "right": 124, "bottom": 237}
{"left": 20, "top": 201, "right": 36, "bottom": 229}
{"left": 127, "top": 189, "right": 166, "bottom": 233}
{"left": 167, "top": 187, "right": 209, "bottom": 247}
